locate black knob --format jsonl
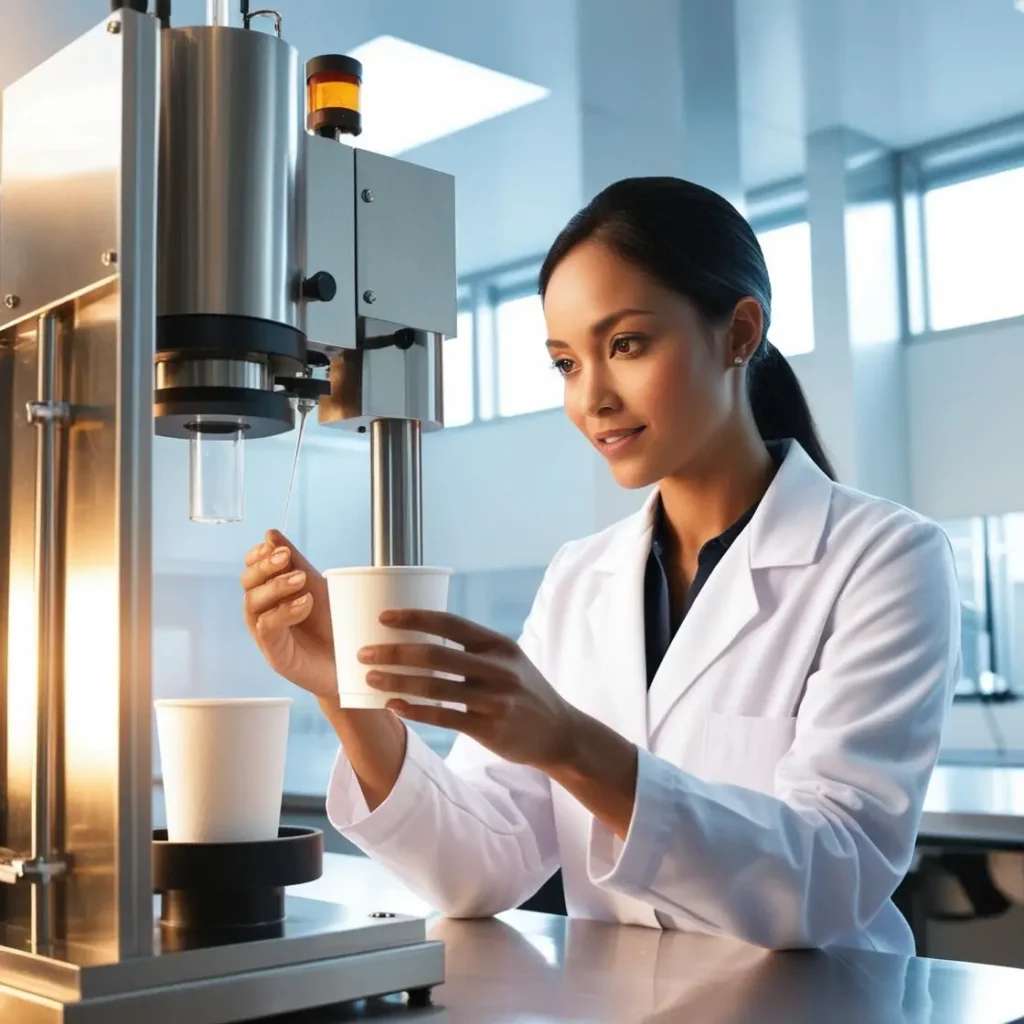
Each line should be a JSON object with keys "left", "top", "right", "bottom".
{"left": 302, "top": 271, "right": 337, "bottom": 303}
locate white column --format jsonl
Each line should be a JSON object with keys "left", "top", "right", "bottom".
{"left": 806, "top": 127, "right": 910, "bottom": 501}
{"left": 574, "top": 0, "right": 745, "bottom": 529}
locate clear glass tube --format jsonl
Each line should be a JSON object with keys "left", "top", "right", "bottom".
{"left": 189, "top": 428, "right": 244, "bottom": 523}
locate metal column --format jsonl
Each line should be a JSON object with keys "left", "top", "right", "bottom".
{"left": 370, "top": 419, "right": 423, "bottom": 567}
{"left": 29, "top": 313, "right": 66, "bottom": 953}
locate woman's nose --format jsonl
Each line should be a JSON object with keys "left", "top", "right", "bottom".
{"left": 578, "top": 366, "right": 622, "bottom": 418}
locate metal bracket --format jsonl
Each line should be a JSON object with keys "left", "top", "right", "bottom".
{"left": 26, "top": 400, "right": 72, "bottom": 425}
{"left": 243, "top": 8, "right": 282, "bottom": 36}
{"left": 0, "top": 849, "right": 68, "bottom": 886}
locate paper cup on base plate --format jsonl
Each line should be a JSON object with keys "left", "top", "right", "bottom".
{"left": 155, "top": 697, "right": 291, "bottom": 844}
{"left": 325, "top": 565, "right": 455, "bottom": 710}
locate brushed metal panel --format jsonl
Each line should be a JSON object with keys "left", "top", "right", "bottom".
{"left": 304, "top": 134, "right": 357, "bottom": 350}
{"left": 354, "top": 151, "right": 457, "bottom": 338}
{"left": 317, "top": 333, "right": 444, "bottom": 432}
{"left": 113, "top": 8, "right": 159, "bottom": 960}
{"left": 0, "top": 940, "right": 444, "bottom": 1024}
{"left": 0, "top": 984, "right": 61, "bottom": 1024}
{"left": 0, "top": 7, "right": 158, "bottom": 967}
{"left": 0, "top": 19, "right": 126, "bottom": 332}
{"left": 157, "top": 26, "right": 304, "bottom": 329}
{"left": 0, "top": 898, "right": 428, "bottom": 1000}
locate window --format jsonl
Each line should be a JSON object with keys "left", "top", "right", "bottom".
{"left": 442, "top": 310, "right": 475, "bottom": 428}
{"left": 922, "top": 165, "right": 1024, "bottom": 331}
{"left": 756, "top": 222, "right": 815, "bottom": 356}
{"left": 495, "top": 292, "right": 563, "bottom": 417}
{"left": 940, "top": 514, "right": 1024, "bottom": 701}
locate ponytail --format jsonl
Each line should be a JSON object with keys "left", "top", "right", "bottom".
{"left": 748, "top": 341, "right": 836, "bottom": 480}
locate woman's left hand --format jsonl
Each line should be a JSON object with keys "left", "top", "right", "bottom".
{"left": 358, "top": 610, "right": 579, "bottom": 771}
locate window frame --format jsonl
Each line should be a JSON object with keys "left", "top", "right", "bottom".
{"left": 901, "top": 114, "right": 1024, "bottom": 338}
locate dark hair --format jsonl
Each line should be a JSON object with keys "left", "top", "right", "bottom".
{"left": 538, "top": 177, "right": 836, "bottom": 480}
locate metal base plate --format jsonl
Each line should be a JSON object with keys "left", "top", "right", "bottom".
{"left": 0, "top": 898, "right": 444, "bottom": 1024}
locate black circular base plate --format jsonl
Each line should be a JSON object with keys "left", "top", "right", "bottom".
{"left": 153, "top": 826, "right": 323, "bottom": 932}
{"left": 154, "top": 386, "right": 295, "bottom": 440}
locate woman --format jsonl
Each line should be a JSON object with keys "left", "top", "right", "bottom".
{"left": 241, "top": 178, "right": 960, "bottom": 954}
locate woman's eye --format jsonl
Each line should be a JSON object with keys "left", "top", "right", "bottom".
{"left": 611, "top": 335, "right": 643, "bottom": 356}
{"left": 551, "top": 358, "right": 576, "bottom": 376}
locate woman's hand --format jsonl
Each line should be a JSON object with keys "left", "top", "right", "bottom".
{"left": 241, "top": 530, "right": 337, "bottom": 699}
{"left": 357, "top": 611, "right": 581, "bottom": 771}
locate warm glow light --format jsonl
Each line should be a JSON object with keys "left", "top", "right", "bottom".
{"left": 64, "top": 567, "right": 120, "bottom": 780}
{"left": 6, "top": 569, "right": 38, "bottom": 789}
{"left": 345, "top": 35, "right": 549, "bottom": 155}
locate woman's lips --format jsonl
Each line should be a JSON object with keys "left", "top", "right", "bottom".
{"left": 594, "top": 426, "right": 645, "bottom": 455}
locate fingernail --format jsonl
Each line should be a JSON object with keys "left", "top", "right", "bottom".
{"left": 379, "top": 610, "right": 398, "bottom": 625}
{"left": 271, "top": 547, "right": 289, "bottom": 565}
{"left": 260, "top": 542, "right": 272, "bottom": 557}
{"left": 357, "top": 647, "right": 374, "bottom": 663}
{"left": 366, "top": 670, "right": 385, "bottom": 687}
{"left": 287, "top": 571, "right": 305, "bottom": 586}
{"left": 290, "top": 593, "right": 311, "bottom": 609}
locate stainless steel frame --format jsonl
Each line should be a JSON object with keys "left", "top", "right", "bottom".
{"left": 0, "top": 9, "right": 445, "bottom": 1020}
{"left": 0, "top": 8, "right": 159, "bottom": 962}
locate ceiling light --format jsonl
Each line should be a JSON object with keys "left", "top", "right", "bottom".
{"left": 345, "top": 35, "right": 549, "bottom": 156}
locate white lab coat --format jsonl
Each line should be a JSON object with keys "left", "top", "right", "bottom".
{"left": 325, "top": 441, "right": 961, "bottom": 953}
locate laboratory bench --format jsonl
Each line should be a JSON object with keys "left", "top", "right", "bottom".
{"left": 921, "top": 764, "right": 1024, "bottom": 849}
{"left": 273, "top": 853, "right": 1024, "bottom": 1023}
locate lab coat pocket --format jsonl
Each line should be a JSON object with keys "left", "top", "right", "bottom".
{"left": 702, "top": 713, "right": 797, "bottom": 794}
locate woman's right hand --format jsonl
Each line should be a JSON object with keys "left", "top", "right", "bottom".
{"left": 243, "top": 531, "right": 408, "bottom": 812}
{"left": 242, "top": 529, "right": 337, "bottom": 699}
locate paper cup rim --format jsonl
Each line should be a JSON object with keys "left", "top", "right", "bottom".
{"left": 154, "top": 698, "right": 293, "bottom": 708}
{"left": 323, "top": 566, "right": 453, "bottom": 577}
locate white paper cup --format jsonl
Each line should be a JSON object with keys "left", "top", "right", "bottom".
{"left": 325, "top": 566, "right": 454, "bottom": 710}
{"left": 155, "top": 697, "right": 291, "bottom": 844}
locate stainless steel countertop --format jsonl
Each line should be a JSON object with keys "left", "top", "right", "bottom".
{"left": 921, "top": 765, "right": 1024, "bottom": 845}
{"left": 281, "top": 854, "right": 1024, "bottom": 1023}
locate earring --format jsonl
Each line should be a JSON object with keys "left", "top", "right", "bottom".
{"left": 733, "top": 356, "right": 744, "bottom": 366}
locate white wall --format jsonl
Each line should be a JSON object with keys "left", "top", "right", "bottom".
{"left": 423, "top": 411, "right": 600, "bottom": 570}
{"left": 906, "top": 316, "right": 1024, "bottom": 519}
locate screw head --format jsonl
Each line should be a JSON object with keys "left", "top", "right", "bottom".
{"left": 362, "top": 289, "right": 377, "bottom": 304}
{"left": 361, "top": 189, "right": 375, "bottom": 203}
{"left": 3, "top": 294, "right": 19, "bottom": 310}
{"left": 107, "top": 20, "right": 121, "bottom": 34}
{"left": 101, "top": 250, "right": 118, "bottom": 267}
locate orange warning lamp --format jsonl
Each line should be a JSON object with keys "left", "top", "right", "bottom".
{"left": 306, "top": 55, "right": 363, "bottom": 137}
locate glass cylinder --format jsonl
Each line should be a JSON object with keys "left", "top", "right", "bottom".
{"left": 189, "top": 428, "right": 244, "bottom": 524}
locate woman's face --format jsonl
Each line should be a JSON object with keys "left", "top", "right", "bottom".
{"left": 542, "top": 240, "right": 760, "bottom": 489}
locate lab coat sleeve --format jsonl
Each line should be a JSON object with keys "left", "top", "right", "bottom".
{"left": 587, "top": 518, "right": 960, "bottom": 950}
{"left": 324, "top": 553, "right": 565, "bottom": 918}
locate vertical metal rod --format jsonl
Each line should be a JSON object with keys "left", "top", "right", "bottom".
{"left": 206, "top": 0, "right": 231, "bottom": 25}
{"left": 31, "top": 313, "right": 62, "bottom": 952}
{"left": 370, "top": 420, "right": 423, "bottom": 567}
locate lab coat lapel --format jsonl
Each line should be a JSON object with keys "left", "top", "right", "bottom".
{"left": 584, "top": 495, "right": 658, "bottom": 752}
{"left": 646, "top": 442, "right": 834, "bottom": 737}
{"left": 646, "top": 536, "right": 759, "bottom": 732}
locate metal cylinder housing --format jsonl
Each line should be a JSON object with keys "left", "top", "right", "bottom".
{"left": 157, "top": 25, "right": 304, "bottom": 329}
